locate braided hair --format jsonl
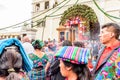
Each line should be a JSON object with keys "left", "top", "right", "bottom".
{"left": 0, "top": 45, "right": 22, "bottom": 80}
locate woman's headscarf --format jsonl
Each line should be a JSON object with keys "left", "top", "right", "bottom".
{"left": 32, "top": 40, "right": 44, "bottom": 49}
{"left": 55, "top": 46, "right": 90, "bottom": 64}
{"left": 0, "top": 38, "right": 33, "bottom": 72}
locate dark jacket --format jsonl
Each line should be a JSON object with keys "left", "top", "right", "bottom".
{"left": 92, "top": 45, "right": 120, "bottom": 80}
{"left": 49, "top": 60, "right": 65, "bottom": 80}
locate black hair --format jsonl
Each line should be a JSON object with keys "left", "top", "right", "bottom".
{"left": 33, "top": 40, "right": 42, "bottom": 50}
{"left": 62, "top": 40, "right": 72, "bottom": 46}
{"left": 102, "top": 23, "right": 120, "bottom": 40}
{"left": 73, "top": 41, "right": 85, "bottom": 47}
{"left": 0, "top": 45, "right": 22, "bottom": 80}
{"left": 63, "top": 61, "right": 91, "bottom": 80}
{"left": 17, "top": 36, "right": 21, "bottom": 41}
{"left": 31, "top": 39, "right": 35, "bottom": 43}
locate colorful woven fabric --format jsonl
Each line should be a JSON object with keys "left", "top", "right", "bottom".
{"left": 28, "top": 53, "right": 48, "bottom": 80}
{"left": 32, "top": 40, "right": 44, "bottom": 49}
{"left": 55, "top": 46, "right": 90, "bottom": 64}
{"left": 95, "top": 47, "right": 120, "bottom": 80}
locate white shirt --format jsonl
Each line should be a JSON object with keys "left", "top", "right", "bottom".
{"left": 22, "top": 42, "right": 34, "bottom": 54}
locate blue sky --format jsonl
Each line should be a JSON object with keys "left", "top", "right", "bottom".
{"left": 0, "top": 0, "right": 32, "bottom": 28}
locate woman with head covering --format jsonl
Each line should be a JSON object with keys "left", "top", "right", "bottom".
{"left": 0, "top": 38, "right": 33, "bottom": 80}
{"left": 55, "top": 46, "right": 91, "bottom": 80}
{"left": 49, "top": 40, "right": 72, "bottom": 80}
{"left": 28, "top": 39, "right": 49, "bottom": 80}
{"left": 0, "top": 46, "right": 23, "bottom": 80}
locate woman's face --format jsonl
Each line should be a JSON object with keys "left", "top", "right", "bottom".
{"left": 0, "top": 77, "right": 6, "bottom": 80}
{"left": 59, "top": 60, "right": 68, "bottom": 77}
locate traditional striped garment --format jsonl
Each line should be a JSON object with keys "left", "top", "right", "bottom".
{"left": 55, "top": 46, "right": 90, "bottom": 64}
{"left": 28, "top": 53, "right": 48, "bottom": 80}
{"left": 95, "top": 47, "right": 120, "bottom": 80}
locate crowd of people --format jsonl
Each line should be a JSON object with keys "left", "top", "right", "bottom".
{"left": 0, "top": 22, "right": 119, "bottom": 80}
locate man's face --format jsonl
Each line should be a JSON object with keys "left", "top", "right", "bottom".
{"left": 99, "top": 27, "right": 113, "bottom": 44}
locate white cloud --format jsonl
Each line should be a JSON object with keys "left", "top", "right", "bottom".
{"left": 0, "top": 4, "right": 6, "bottom": 10}
{"left": 0, "top": 0, "right": 32, "bottom": 28}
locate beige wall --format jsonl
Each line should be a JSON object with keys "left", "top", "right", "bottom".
{"left": 32, "top": 0, "right": 120, "bottom": 41}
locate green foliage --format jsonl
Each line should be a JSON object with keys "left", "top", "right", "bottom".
{"left": 60, "top": 4, "right": 99, "bottom": 31}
